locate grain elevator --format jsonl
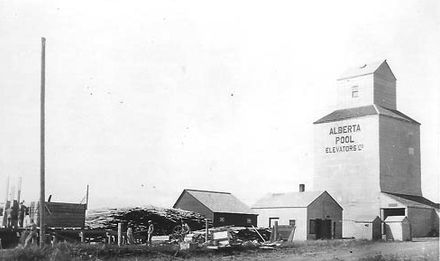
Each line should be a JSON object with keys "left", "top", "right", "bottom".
{"left": 313, "top": 60, "right": 439, "bottom": 238}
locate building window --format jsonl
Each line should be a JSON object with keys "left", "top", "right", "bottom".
{"left": 246, "top": 218, "right": 252, "bottom": 224}
{"left": 269, "top": 217, "right": 279, "bottom": 227}
{"left": 309, "top": 220, "right": 317, "bottom": 234}
{"left": 219, "top": 217, "right": 225, "bottom": 223}
{"left": 352, "top": 86, "right": 359, "bottom": 98}
{"left": 289, "top": 219, "right": 296, "bottom": 227}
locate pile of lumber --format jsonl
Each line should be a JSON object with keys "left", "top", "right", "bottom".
{"left": 85, "top": 206, "right": 209, "bottom": 235}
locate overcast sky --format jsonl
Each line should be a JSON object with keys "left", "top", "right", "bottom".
{"left": 1, "top": 0, "right": 439, "bottom": 209}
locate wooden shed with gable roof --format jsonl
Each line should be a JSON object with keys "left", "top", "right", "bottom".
{"left": 173, "top": 189, "right": 257, "bottom": 227}
{"left": 252, "top": 188, "right": 342, "bottom": 240}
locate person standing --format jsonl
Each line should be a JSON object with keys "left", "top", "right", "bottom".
{"left": 23, "top": 208, "right": 31, "bottom": 228}
{"left": 24, "top": 223, "right": 38, "bottom": 247}
{"left": 5, "top": 207, "right": 13, "bottom": 228}
{"left": 18, "top": 201, "right": 26, "bottom": 228}
{"left": 11, "top": 200, "right": 19, "bottom": 228}
{"left": 147, "top": 220, "right": 154, "bottom": 246}
{"left": 126, "top": 223, "right": 135, "bottom": 245}
{"left": 181, "top": 221, "right": 191, "bottom": 242}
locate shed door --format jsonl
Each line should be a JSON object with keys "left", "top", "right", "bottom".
{"left": 315, "top": 219, "right": 332, "bottom": 239}
{"left": 321, "top": 220, "right": 332, "bottom": 239}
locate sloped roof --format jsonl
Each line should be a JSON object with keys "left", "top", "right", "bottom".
{"left": 175, "top": 189, "right": 255, "bottom": 215}
{"left": 252, "top": 191, "right": 340, "bottom": 209}
{"left": 374, "top": 106, "right": 420, "bottom": 124}
{"left": 383, "top": 192, "right": 439, "bottom": 209}
{"left": 353, "top": 215, "right": 381, "bottom": 223}
{"left": 384, "top": 216, "right": 408, "bottom": 222}
{"left": 313, "top": 105, "right": 420, "bottom": 125}
{"left": 338, "top": 60, "right": 395, "bottom": 80}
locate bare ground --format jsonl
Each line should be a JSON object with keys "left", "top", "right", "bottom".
{"left": 189, "top": 238, "right": 439, "bottom": 261}
{"left": 154, "top": 238, "right": 438, "bottom": 261}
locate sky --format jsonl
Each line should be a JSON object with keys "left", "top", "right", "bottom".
{"left": 0, "top": 0, "right": 439, "bottom": 209}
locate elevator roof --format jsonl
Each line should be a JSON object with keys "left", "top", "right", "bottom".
{"left": 313, "top": 105, "right": 420, "bottom": 125}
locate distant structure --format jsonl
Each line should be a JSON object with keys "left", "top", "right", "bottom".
{"left": 313, "top": 60, "right": 439, "bottom": 238}
{"left": 173, "top": 189, "right": 257, "bottom": 227}
{"left": 252, "top": 187, "right": 342, "bottom": 240}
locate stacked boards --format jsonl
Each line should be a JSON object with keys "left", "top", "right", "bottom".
{"left": 86, "top": 206, "right": 210, "bottom": 235}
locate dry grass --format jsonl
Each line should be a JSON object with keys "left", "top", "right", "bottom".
{"left": 0, "top": 239, "right": 437, "bottom": 261}
{"left": 0, "top": 243, "right": 178, "bottom": 261}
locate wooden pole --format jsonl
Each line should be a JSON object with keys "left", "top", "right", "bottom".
{"left": 251, "top": 225, "right": 266, "bottom": 242}
{"left": 86, "top": 184, "right": 89, "bottom": 209}
{"left": 10, "top": 185, "right": 15, "bottom": 202}
{"left": 4, "top": 176, "right": 9, "bottom": 203}
{"left": 205, "top": 219, "right": 209, "bottom": 242}
{"left": 2, "top": 177, "right": 9, "bottom": 226}
{"left": 17, "top": 177, "right": 22, "bottom": 203}
{"left": 39, "top": 37, "right": 46, "bottom": 247}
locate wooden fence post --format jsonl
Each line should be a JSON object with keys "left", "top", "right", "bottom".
{"left": 205, "top": 219, "right": 209, "bottom": 242}
{"left": 273, "top": 221, "right": 279, "bottom": 241}
{"left": 118, "top": 223, "right": 122, "bottom": 246}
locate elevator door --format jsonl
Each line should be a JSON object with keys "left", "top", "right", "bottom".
{"left": 383, "top": 208, "right": 405, "bottom": 220}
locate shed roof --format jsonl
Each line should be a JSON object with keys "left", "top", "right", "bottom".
{"left": 354, "top": 215, "right": 381, "bottom": 223}
{"left": 337, "top": 60, "right": 395, "bottom": 80}
{"left": 384, "top": 216, "right": 408, "bottom": 223}
{"left": 382, "top": 192, "right": 439, "bottom": 209}
{"left": 252, "top": 191, "right": 341, "bottom": 209}
{"left": 174, "top": 189, "right": 255, "bottom": 215}
{"left": 313, "top": 105, "right": 420, "bottom": 125}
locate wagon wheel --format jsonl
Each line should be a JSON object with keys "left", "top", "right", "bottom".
{"left": 172, "top": 225, "right": 183, "bottom": 240}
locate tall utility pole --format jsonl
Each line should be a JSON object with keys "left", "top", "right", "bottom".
{"left": 39, "top": 37, "right": 46, "bottom": 247}
{"left": 4, "top": 176, "right": 9, "bottom": 204}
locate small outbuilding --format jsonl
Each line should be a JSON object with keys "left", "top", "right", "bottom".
{"left": 173, "top": 189, "right": 257, "bottom": 227}
{"left": 252, "top": 188, "right": 342, "bottom": 240}
{"left": 384, "top": 216, "right": 411, "bottom": 241}
{"left": 381, "top": 192, "right": 439, "bottom": 237}
{"left": 352, "top": 215, "right": 382, "bottom": 240}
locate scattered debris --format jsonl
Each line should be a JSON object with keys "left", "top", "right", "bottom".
{"left": 178, "top": 226, "right": 272, "bottom": 250}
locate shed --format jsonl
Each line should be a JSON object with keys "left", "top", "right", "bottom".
{"left": 352, "top": 215, "right": 382, "bottom": 240}
{"left": 173, "top": 189, "right": 257, "bottom": 227}
{"left": 252, "top": 190, "right": 342, "bottom": 240}
{"left": 30, "top": 201, "right": 87, "bottom": 228}
{"left": 384, "top": 216, "right": 411, "bottom": 241}
{"left": 381, "top": 192, "right": 439, "bottom": 237}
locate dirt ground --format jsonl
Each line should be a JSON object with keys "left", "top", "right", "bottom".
{"left": 176, "top": 238, "right": 439, "bottom": 261}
